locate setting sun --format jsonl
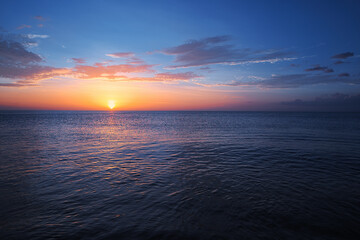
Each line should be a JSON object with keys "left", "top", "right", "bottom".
{"left": 108, "top": 100, "right": 116, "bottom": 110}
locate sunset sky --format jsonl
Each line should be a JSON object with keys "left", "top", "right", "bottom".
{"left": 1, "top": 0, "right": 360, "bottom": 111}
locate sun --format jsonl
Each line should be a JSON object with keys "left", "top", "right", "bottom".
{"left": 108, "top": 100, "right": 116, "bottom": 110}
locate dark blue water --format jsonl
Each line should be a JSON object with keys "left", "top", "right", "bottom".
{"left": 0, "top": 111, "right": 360, "bottom": 240}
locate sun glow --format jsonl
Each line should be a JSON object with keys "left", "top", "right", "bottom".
{"left": 108, "top": 100, "right": 116, "bottom": 110}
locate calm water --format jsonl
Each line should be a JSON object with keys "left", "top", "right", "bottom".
{"left": 0, "top": 111, "right": 360, "bottom": 240}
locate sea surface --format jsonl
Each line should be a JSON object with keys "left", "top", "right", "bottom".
{"left": 0, "top": 111, "right": 360, "bottom": 240}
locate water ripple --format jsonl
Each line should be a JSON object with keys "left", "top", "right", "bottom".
{"left": 0, "top": 111, "right": 360, "bottom": 239}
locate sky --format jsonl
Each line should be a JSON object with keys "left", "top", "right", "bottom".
{"left": 1, "top": 0, "right": 360, "bottom": 111}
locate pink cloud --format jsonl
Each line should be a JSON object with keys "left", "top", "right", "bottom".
{"left": 106, "top": 52, "right": 134, "bottom": 58}
{"left": 94, "top": 62, "right": 105, "bottom": 67}
{"left": 17, "top": 24, "right": 31, "bottom": 30}
{"left": 73, "top": 63, "right": 154, "bottom": 80}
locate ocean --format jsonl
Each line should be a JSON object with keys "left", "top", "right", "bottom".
{"left": 0, "top": 111, "right": 359, "bottom": 239}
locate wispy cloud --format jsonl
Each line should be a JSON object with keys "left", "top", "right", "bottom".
{"left": 73, "top": 62, "right": 154, "bottom": 80}
{"left": 146, "top": 72, "right": 200, "bottom": 81}
{"left": 71, "top": 58, "right": 86, "bottom": 64}
{"left": 0, "top": 82, "right": 32, "bottom": 87}
{"left": 159, "top": 36, "right": 295, "bottom": 69}
{"left": 105, "top": 52, "right": 146, "bottom": 65}
{"left": 94, "top": 72, "right": 200, "bottom": 82}
{"left": 218, "top": 74, "right": 360, "bottom": 88}
{"left": 26, "top": 34, "right": 49, "bottom": 39}
{"left": 34, "top": 16, "right": 45, "bottom": 21}
{"left": 338, "top": 73, "right": 350, "bottom": 77}
{"left": 305, "top": 65, "right": 334, "bottom": 73}
{"left": 126, "top": 57, "right": 145, "bottom": 65}
{"left": 0, "top": 63, "right": 70, "bottom": 87}
{"left": 106, "top": 52, "right": 134, "bottom": 58}
{"left": 331, "top": 52, "right": 354, "bottom": 59}
{"left": 17, "top": 24, "right": 31, "bottom": 30}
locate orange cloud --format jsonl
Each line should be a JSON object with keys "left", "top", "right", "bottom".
{"left": 73, "top": 63, "right": 154, "bottom": 80}
{"left": 26, "top": 67, "right": 72, "bottom": 81}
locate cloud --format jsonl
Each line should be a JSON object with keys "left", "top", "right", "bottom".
{"left": 0, "top": 62, "right": 70, "bottom": 86}
{"left": 281, "top": 93, "right": 360, "bottom": 111}
{"left": 1, "top": 33, "right": 198, "bottom": 86}
{"left": 107, "top": 71, "right": 201, "bottom": 82}
{"left": 0, "top": 34, "right": 70, "bottom": 87}
{"left": 199, "top": 66, "right": 215, "bottom": 73}
{"left": 0, "top": 82, "right": 30, "bottom": 87}
{"left": 1, "top": 64, "right": 55, "bottom": 79}
{"left": 0, "top": 64, "right": 70, "bottom": 87}
{"left": 71, "top": 62, "right": 199, "bottom": 82}
{"left": 38, "top": 24, "right": 44, "bottom": 28}
{"left": 126, "top": 57, "right": 145, "bottom": 65}
{"left": 219, "top": 73, "right": 360, "bottom": 88}
{"left": 0, "top": 40, "right": 42, "bottom": 65}
{"left": 159, "top": 36, "right": 295, "bottom": 69}
{"left": 331, "top": 52, "right": 354, "bottom": 59}
{"left": 26, "top": 34, "right": 49, "bottom": 39}
{"left": 26, "top": 42, "right": 38, "bottom": 47}
{"left": 105, "top": 52, "right": 146, "bottom": 65}
{"left": 73, "top": 63, "right": 154, "bottom": 80}
{"left": 148, "top": 72, "right": 199, "bottom": 81}
{"left": 199, "top": 67, "right": 211, "bottom": 70}
{"left": 334, "top": 60, "right": 344, "bottom": 65}
{"left": 17, "top": 24, "right": 31, "bottom": 30}
{"left": 1, "top": 42, "right": 195, "bottom": 86}
{"left": 338, "top": 73, "right": 350, "bottom": 77}
{"left": 106, "top": 52, "right": 134, "bottom": 58}
{"left": 305, "top": 65, "right": 334, "bottom": 73}
{"left": 71, "top": 58, "right": 86, "bottom": 64}
{"left": 34, "top": 16, "right": 45, "bottom": 21}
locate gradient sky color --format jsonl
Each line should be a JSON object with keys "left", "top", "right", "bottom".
{"left": 1, "top": 0, "right": 360, "bottom": 111}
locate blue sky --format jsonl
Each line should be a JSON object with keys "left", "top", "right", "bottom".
{"left": 1, "top": 0, "right": 360, "bottom": 110}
